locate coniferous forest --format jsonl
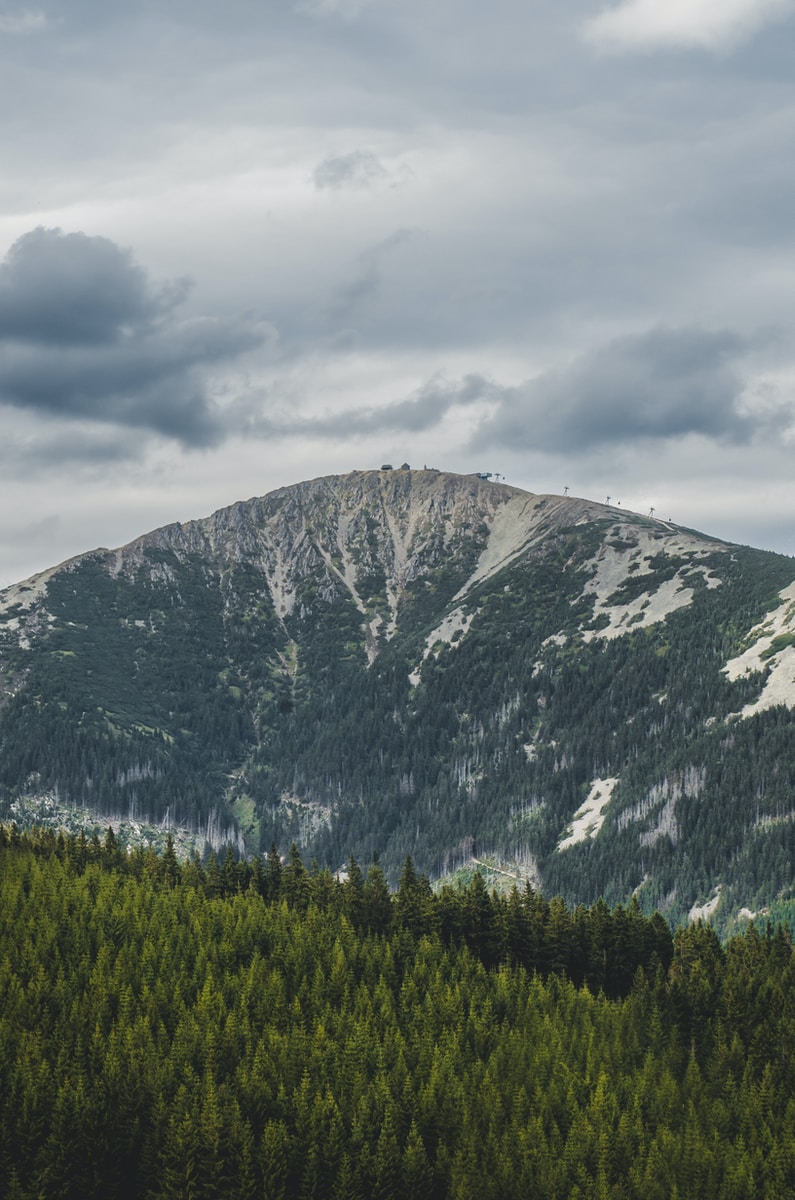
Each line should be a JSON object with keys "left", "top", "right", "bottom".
{"left": 3, "top": 826, "right": 795, "bottom": 1199}
{"left": 7, "top": 470, "right": 795, "bottom": 931}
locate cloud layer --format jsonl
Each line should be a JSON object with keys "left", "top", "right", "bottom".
{"left": 0, "top": 229, "right": 266, "bottom": 446}
{"left": 238, "top": 328, "right": 793, "bottom": 457}
{"left": 477, "top": 328, "right": 786, "bottom": 453}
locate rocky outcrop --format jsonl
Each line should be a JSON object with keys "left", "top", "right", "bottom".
{"left": 4, "top": 468, "right": 729, "bottom": 662}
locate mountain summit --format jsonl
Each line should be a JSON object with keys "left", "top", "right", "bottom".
{"left": 2, "top": 467, "right": 795, "bottom": 928}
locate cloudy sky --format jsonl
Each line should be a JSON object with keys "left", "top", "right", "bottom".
{"left": 1, "top": 0, "right": 795, "bottom": 585}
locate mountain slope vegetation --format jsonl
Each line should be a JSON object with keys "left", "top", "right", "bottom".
{"left": 2, "top": 468, "right": 795, "bottom": 929}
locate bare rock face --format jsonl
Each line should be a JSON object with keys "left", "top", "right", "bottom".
{"left": 0, "top": 468, "right": 728, "bottom": 663}
{"left": 131, "top": 470, "right": 518, "bottom": 630}
{"left": 2, "top": 467, "right": 795, "bottom": 932}
{"left": 92, "top": 469, "right": 727, "bottom": 656}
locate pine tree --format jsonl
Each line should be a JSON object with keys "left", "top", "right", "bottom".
{"left": 162, "top": 833, "right": 179, "bottom": 887}
{"left": 363, "top": 855, "right": 392, "bottom": 936}
{"left": 342, "top": 856, "right": 365, "bottom": 929}
{"left": 259, "top": 1119, "right": 291, "bottom": 1200}
{"left": 402, "top": 1120, "right": 432, "bottom": 1200}
{"left": 282, "top": 844, "right": 309, "bottom": 911}
{"left": 265, "top": 842, "right": 283, "bottom": 902}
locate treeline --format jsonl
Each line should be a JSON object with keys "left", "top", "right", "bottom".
{"left": 0, "top": 825, "right": 672, "bottom": 998}
{"left": 2, "top": 829, "right": 795, "bottom": 1198}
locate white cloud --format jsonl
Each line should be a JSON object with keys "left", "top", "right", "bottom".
{"left": 584, "top": 0, "right": 795, "bottom": 52}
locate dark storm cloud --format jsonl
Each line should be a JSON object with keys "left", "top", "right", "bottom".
{"left": 0, "top": 228, "right": 267, "bottom": 447}
{"left": 0, "top": 227, "right": 187, "bottom": 345}
{"left": 477, "top": 327, "right": 790, "bottom": 453}
{"left": 313, "top": 149, "right": 388, "bottom": 190}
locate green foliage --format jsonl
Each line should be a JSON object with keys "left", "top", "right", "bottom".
{"left": 0, "top": 831, "right": 794, "bottom": 1199}
{"left": 604, "top": 553, "right": 688, "bottom": 605}
{"left": 760, "top": 630, "right": 795, "bottom": 660}
{"left": 3, "top": 506, "right": 795, "bottom": 935}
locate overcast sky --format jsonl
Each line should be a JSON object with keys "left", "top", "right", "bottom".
{"left": 1, "top": 0, "right": 795, "bottom": 585}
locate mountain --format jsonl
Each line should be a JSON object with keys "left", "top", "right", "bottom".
{"left": 2, "top": 466, "right": 795, "bottom": 929}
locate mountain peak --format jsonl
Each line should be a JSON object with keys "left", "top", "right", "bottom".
{"left": 3, "top": 468, "right": 795, "bottom": 932}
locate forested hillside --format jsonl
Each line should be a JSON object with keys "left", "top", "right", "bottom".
{"left": 2, "top": 828, "right": 795, "bottom": 1199}
{"left": 3, "top": 468, "right": 795, "bottom": 929}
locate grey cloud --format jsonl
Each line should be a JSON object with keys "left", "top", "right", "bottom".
{"left": 244, "top": 373, "right": 487, "bottom": 439}
{"left": 362, "top": 374, "right": 487, "bottom": 433}
{"left": 0, "top": 421, "right": 146, "bottom": 474}
{"left": 295, "top": 0, "right": 369, "bottom": 18}
{"left": 313, "top": 149, "right": 388, "bottom": 190}
{"left": 330, "top": 228, "right": 419, "bottom": 316}
{"left": 0, "top": 514, "right": 59, "bottom": 545}
{"left": 4, "top": 5, "right": 793, "bottom": 365}
{"left": 477, "top": 327, "right": 790, "bottom": 453}
{"left": 0, "top": 227, "right": 188, "bottom": 345}
{"left": 332, "top": 261, "right": 380, "bottom": 312}
{"left": 0, "top": 10, "right": 48, "bottom": 34}
{"left": 245, "top": 326, "right": 793, "bottom": 454}
{"left": 0, "top": 228, "right": 268, "bottom": 447}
